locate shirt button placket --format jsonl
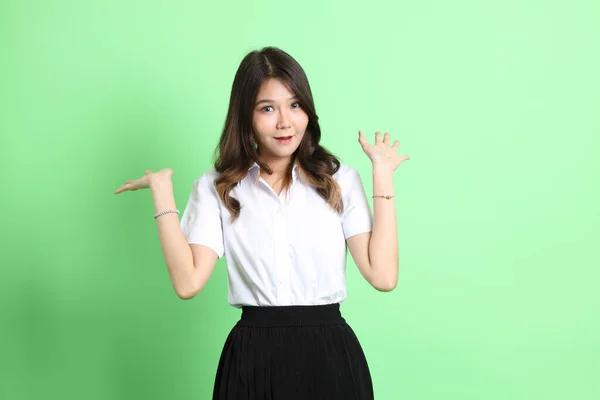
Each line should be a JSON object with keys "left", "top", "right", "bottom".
{"left": 274, "top": 203, "right": 290, "bottom": 304}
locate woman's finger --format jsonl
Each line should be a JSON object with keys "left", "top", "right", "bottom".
{"left": 375, "top": 131, "right": 383, "bottom": 144}
{"left": 114, "top": 181, "right": 132, "bottom": 194}
{"left": 358, "top": 130, "right": 368, "bottom": 147}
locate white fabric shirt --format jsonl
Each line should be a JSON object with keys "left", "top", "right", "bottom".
{"left": 180, "top": 161, "right": 373, "bottom": 308}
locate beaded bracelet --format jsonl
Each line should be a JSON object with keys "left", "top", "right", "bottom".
{"left": 154, "top": 209, "right": 179, "bottom": 219}
{"left": 372, "top": 195, "right": 395, "bottom": 200}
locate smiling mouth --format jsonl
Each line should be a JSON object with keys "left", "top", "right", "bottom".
{"left": 274, "top": 135, "right": 294, "bottom": 144}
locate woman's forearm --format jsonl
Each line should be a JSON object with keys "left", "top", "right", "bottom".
{"left": 368, "top": 166, "right": 399, "bottom": 290}
{"left": 150, "top": 181, "right": 195, "bottom": 298}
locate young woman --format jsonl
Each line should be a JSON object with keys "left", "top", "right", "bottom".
{"left": 114, "top": 46, "right": 410, "bottom": 399}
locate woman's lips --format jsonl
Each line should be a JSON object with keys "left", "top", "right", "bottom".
{"left": 275, "top": 136, "right": 293, "bottom": 144}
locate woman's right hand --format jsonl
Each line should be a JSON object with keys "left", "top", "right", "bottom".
{"left": 113, "top": 168, "right": 174, "bottom": 194}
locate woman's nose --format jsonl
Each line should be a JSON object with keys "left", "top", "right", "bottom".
{"left": 276, "top": 109, "right": 291, "bottom": 129}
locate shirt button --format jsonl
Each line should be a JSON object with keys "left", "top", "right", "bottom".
{"left": 279, "top": 279, "right": 285, "bottom": 285}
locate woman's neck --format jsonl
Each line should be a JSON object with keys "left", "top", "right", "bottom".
{"left": 258, "top": 155, "right": 293, "bottom": 179}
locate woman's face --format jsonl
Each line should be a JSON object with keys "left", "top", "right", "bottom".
{"left": 251, "top": 77, "right": 308, "bottom": 164}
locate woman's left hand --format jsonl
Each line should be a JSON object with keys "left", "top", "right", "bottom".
{"left": 358, "top": 130, "right": 410, "bottom": 171}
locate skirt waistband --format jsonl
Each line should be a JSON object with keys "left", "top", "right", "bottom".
{"left": 239, "top": 303, "right": 345, "bottom": 327}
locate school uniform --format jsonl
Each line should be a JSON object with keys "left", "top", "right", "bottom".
{"left": 180, "top": 161, "right": 374, "bottom": 399}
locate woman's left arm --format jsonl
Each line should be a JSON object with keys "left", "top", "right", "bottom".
{"left": 347, "top": 130, "right": 410, "bottom": 291}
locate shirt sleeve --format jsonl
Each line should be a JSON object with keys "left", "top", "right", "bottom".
{"left": 179, "top": 171, "right": 225, "bottom": 259}
{"left": 339, "top": 167, "right": 373, "bottom": 239}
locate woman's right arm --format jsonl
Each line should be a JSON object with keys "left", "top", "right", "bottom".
{"left": 151, "top": 179, "right": 218, "bottom": 299}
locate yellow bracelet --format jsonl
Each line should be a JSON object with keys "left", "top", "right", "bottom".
{"left": 372, "top": 195, "right": 394, "bottom": 200}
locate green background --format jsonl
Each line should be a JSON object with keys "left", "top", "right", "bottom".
{"left": 1, "top": 0, "right": 599, "bottom": 399}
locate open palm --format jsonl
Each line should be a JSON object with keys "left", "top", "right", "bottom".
{"left": 358, "top": 130, "right": 410, "bottom": 171}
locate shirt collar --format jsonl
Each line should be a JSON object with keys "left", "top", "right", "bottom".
{"left": 239, "top": 160, "right": 299, "bottom": 188}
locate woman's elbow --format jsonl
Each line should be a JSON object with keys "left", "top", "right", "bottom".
{"left": 371, "top": 269, "right": 398, "bottom": 292}
{"left": 373, "top": 280, "right": 397, "bottom": 292}
{"left": 175, "top": 284, "right": 200, "bottom": 300}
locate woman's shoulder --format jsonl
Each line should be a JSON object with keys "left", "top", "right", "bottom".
{"left": 199, "top": 167, "right": 220, "bottom": 179}
{"left": 332, "top": 163, "right": 361, "bottom": 182}
{"left": 188, "top": 167, "right": 219, "bottom": 181}
{"left": 188, "top": 168, "right": 220, "bottom": 189}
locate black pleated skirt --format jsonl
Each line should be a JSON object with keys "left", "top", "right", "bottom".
{"left": 213, "top": 303, "right": 374, "bottom": 400}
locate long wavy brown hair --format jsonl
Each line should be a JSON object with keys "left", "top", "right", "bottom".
{"left": 213, "top": 46, "right": 344, "bottom": 223}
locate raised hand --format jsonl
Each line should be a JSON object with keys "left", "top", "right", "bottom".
{"left": 358, "top": 130, "right": 410, "bottom": 171}
{"left": 113, "top": 168, "right": 173, "bottom": 194}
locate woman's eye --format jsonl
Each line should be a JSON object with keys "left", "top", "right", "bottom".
{"left": 262, "top": 106, "right": 274, "bottom": 112}
{"left": 291, "top": 102, "right": 301, "bottom": 109}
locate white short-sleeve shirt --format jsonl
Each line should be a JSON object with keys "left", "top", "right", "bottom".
{"left": 180, "top": 161, "right": 373, "bottom": 308}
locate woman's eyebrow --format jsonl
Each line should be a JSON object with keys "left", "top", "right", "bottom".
{"left": 255, "top": 96, "right": 298, "bottom": 106}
